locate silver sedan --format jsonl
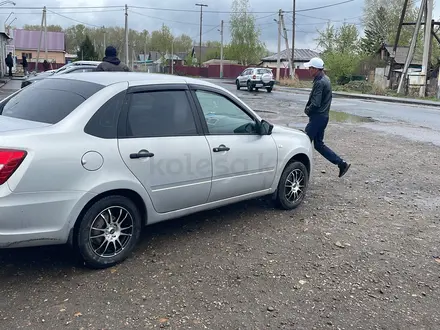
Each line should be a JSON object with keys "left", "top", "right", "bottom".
{"left": 0, "top": 72, "right": 313, "bottom": 269}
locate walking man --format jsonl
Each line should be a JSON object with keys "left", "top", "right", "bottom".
{"left": 95, "top": 46, "right": 130, "bottom": 72}
{"left": 22, "top": 54, "right": 28, "bottom": 76}
{"left": 5, "top": 52, "right": 13, "bottom": 77}
{"left": 303, "top": 57, "right": 351, "bottom": 178}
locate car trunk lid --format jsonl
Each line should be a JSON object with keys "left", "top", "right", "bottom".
{"left": 0, "top": 116, "right": 51, "bottom": 134}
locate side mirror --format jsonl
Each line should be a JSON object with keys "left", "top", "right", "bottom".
{"left": 259, "top": 120, "right": 273, "bottom": 135}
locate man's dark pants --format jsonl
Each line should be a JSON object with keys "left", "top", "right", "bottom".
{"left": 305, "top": 114, "right": 343, "bottom": 166}
{"left": 8, "top": 66, "right": 12, "bottom": 77}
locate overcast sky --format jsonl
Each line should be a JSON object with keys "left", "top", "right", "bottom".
{"left": 0, "top": 0, "right": 438, "bottom": 53}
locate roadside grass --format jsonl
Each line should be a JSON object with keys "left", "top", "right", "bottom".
{"left": 277, "top": 77, "right": 313, "bottom": 88}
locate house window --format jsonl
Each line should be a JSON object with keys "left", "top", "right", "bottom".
{"left": 21, "top": 53, "right": 32, "bottom": 59}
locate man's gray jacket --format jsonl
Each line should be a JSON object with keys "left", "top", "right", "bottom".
{"left": 304, "top": 72, "right": 332, "bottom": 117}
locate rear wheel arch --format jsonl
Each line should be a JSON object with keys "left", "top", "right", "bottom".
{"left": 69, "top": 188, "right": 148, "bottom": 246}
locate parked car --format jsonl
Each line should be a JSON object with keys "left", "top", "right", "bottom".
{"left": 236, "top": 67, "right": 275, "bottom": 92}
{"left": 42, "top": 60, "right": 102, "bottom": 75}
{"left": 21, "top": 64, "right": 99, "bottom": 88}
{"left": 0, "top": 72, "right": 313, "bottom": 269}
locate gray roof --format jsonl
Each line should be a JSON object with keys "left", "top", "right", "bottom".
{"left": 261, "top": 48, "right": 320, "bottom": 62}
{"left": 384, "top": 46, "right": 422, "bottom": 65}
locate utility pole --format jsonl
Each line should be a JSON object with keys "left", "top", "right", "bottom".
{"left": 420, "top": 0, "right": 433, "bottom": 97}
{"left": 144, "top": 32, "right": 147, "bottom": 72}
{"left": 125, "top": 4, "right": 129, "bottom": 66}
{"left": 276, "top": 9, "right": 281, "bottom": 82}
{"left": 44, "top": 6, "right": 47, "bottom": 62}
{"left": 280, "top": 12, "right": 293, "bottom": 79}
{"left": 291, "top": 0, "right": 296, "bottom": 79}
{"left": 35, "top": 6, "right": 45, "bottom": 72}
{"left": 196, "top": 3, "right": 207, "bottom": 67}
{"left": 397, "top": 0, "right": 426, "bottom": 94}
{"left": 220, "top": 19, "right": 224, "bottom": 78}
{"left": 387, "top": 0, "right": 409, "bottom": 86}
{"left": 171, "top": 40, "right": 174, "bottom": 74}
{"left": 103, "top": 26, "right": 106, "bottom": 52}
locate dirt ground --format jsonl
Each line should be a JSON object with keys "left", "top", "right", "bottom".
{"left": 0, "top": 95, "right": 439, "bottom": 329}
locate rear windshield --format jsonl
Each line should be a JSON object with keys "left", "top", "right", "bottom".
{"left": 256, "top": 69, "right": 272, "bottom": 74}
{"left": 0, "top": 78, "right": 104, "bottom": 124}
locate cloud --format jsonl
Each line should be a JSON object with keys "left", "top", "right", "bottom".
{"left": 0, "top": 0, "right": 376, "bottom": 52}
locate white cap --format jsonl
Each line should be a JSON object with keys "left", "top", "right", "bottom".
{"left": 304, "top": 57, "right": 324, "bottom": 69}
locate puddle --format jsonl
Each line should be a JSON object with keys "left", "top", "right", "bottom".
{"left": 361, "top": 122, "right": 440, "bottom": 147}
{"left": 330, "top": 110, "right": 375, "bottom": 123}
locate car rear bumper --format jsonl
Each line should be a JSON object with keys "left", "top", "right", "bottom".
{"left": 250, "top": 80, "right": 274, "bottom": 87}
{"left": 0, "top": 190, "right": 88, "bottom": 248}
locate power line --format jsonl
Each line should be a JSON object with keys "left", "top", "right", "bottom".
{"left": 130, "top": 5, "right": 280, "bottom": 14}
{"left": 295, "top": 0, "right": 356, "bottom": 12}
{"left": 0, "top": 9, "right": 123, "bottom": 15}
{"left": 47, "top": 9, "right": 102, "bottom": 28}
{"left": 0, "top": 6, "right": 124, "bottom": 10}
{"left": 0, "top": 1, "right": 355, "bottom": 15}
{"left": 129, "top": 9, "right": 218, "bottom": 27}
{"left": 286, "top": 14, "right": 363, "bottom": 25}
{"left": 191, "top": 24, "right": 220, "bottom": 41}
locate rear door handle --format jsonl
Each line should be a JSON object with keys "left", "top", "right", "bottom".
{"left": 130, "top": 149, "right": 154, "bottom": 159}
{"left": 213, "top": 145, "right": 230, "bottom": 152}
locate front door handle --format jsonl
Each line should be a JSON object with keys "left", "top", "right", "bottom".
{"left": 213, "top": 144, "right": 230, "bottom": 152}
{"left": 130, "top": 149, "right": 154, "bottom": 159}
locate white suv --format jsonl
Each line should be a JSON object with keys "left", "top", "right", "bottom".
{"left": 236, "top": 67, "right": 275, "bottom": 93}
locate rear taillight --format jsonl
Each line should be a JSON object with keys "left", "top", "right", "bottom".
{"left": 0, "top": 149, "right": 27, "bottom": 185}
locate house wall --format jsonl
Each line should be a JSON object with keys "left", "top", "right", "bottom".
{"left": 14, "top": 49, "right": 65, "bottom": 64}
{"left": 0, "top": 36, "right": 9, "bottom": 77}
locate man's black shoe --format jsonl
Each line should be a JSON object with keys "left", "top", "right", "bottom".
{"left": 338, "top": 162, "right": 351, "bottom": 178}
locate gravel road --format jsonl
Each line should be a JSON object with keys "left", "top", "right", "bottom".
{"left": 0, "top": 87, "right": 439, "bottom": 330}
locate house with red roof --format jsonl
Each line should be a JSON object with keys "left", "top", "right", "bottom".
{"left": 11, "top": 28, "right": 66, "bottom": 66}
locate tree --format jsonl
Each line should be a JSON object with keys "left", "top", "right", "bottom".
{"left": 362, "top": 0, "right": 418, "bottom": 47}
{"left": 77, "top": 35, "right": 98, "bottom": 60}
{"left": 23, "top": 24, "right": 63, "bottom": 32}
{"left": 173, "top": 34, "right": 193, "bottom": 53}
{"left": 315, "top": 23, "right": 363, "bottom": 83}
{"left": 361, "top": 6, "right": 388, "bottom": 54}
{"left": 150, "top": 24, "right": 174, "bottom": 55}
{"left": 336, "top": 24, "right": 360, "bottom": 54}
{"left": 315, "top": 22, "right": 337, "bottom": 54}
{"left": 315, "top": 23, "right": 359, "bottom": 55}
{"left": 228, "top": 0, "right": 266, "bottom": 65}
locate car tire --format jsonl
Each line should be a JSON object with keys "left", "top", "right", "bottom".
{"left": 236, "top": 80, "right": 241, "bottom": 90}
{"left": 266, "top": 86, "right": 273, "bottom": 93}
{"left": 247, "top": 81, "right": 253, "bottom": 92}
{"left": 75, "top": 195, "right": 143, "bottom": 269}
{"left": 275, "top": 161, "right": 309, "bottom": 210}
{"left": 255, "top": 87, "right": 259, "bottom": 92}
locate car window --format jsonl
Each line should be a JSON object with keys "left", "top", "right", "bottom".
{"left": 256, "top": 69, "right": 272, "bottom": 74}
{"left": 194, "top": 90, "right": 257, "bottom": 135}
{"left": 126, "top": 90, "right": 197, "bottom": 138}
{"left": 0, "top": 78, "right": 104, "bottom": 124}
{"left": 84, "top": 91, "right": 127, "bottom": 139}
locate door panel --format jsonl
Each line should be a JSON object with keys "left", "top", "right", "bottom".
{"left": 117, "top": 89, "right": 212, "bottom": 213}
{"left": 191, "top": 88, "right": 278, "bottom": 202}
{"left": 119, "top": 137, "right": 212, "bottom": 213}
{"left": 205, "top": 135, "right": 277, "bottom": 201}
